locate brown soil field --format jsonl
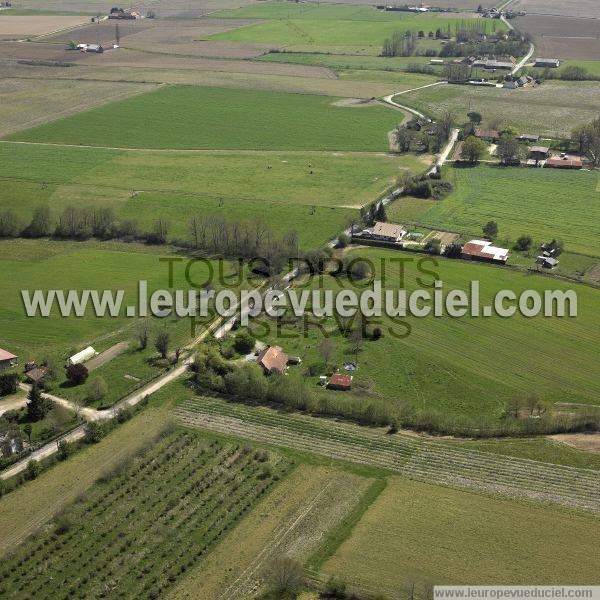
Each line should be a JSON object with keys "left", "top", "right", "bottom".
{"left": 0, "top": 15, "right": 87, "bottom": 38}
{"left": 549, "top": 433, "right": 600, "bottom": 454}
{"left": 40, "top": 18, "right": 160, "bottom": 45}
{"left": 514, "top": 0, "right": 600, "bottom": 19}
{"left": 8, "top": 62, "right": 414, "bottom": 96}
{"left": 0, "top": 76, "right": 157, "bottom": 136}
{"left": 0, "top": 40, "right": 81, "bottom": 62}
{"left": 77, "top": 48, "right": 336, "bottom": 79}
{"left": 515, "top": 14, "right": 600, "bottom": 59}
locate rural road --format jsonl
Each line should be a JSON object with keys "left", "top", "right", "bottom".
{"left": 428, "top": 127, "right": 460, "bottom": 175}
{"left": 381, "top": 80, "right": 446, "bottom": 120}
{"left": 511, "top": 42, "right": 535, "bottom": 75}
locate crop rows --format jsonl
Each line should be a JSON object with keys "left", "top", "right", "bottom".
{"left": 0, "top": 431, "right": 291, "bottom": 600}
{"left": 175, "top": 398, "right": 600, "bottom": 513}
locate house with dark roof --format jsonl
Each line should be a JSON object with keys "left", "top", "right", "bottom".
{"left": 518, "top": 134, "right": 540, "bottom": 143}
{"left": 534, "top": 58, "right": 560, "bottom": 68}
{"left": 474, "top": 128, "right": 500, "bottom": 142}
{"left": 257, "top": 346, "right": 288, "bottom": 375}
{"left": 25, "top": 366, "right": 50, "bottom": 385}
{"left": 529, "top": 146, "right": 550, "bottom": 161}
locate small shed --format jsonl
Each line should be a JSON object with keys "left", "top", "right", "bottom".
{"left": 327, "top": 373, "right": 353, "bottom": 391}
{"left": 537, "top": 256, "right": 559, "bottom": 268}
{"left": 25, "top": 366, "right": 50, "bottom": 385}
{"left": 529, "top": 146, "right": 550, "bottom": 160}
{"left": 68, "top": 346, "right": 97, "bottom": 366}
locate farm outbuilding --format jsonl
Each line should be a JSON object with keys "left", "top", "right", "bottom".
{"left": 529, "top": 146, "right": 550, "bottom": 160}
{"left": 474, "top": 128, "right": 500, "bottom": 142}
{"left": 534, "top": 58, "right": 561, "bottom": 68}
{"left": 545, "top": 156, "right": 583, "bottom": 169}
{"left": 0, "top": 349, "right": 18, "bottom": 371}
{"left": 327, "top": 373, "right": 353, "bottom": 391}
{"left": 67, "top": 346, "right": 98, "bottom": 366}
{"left": 25, "top": 366, "right": 50, "bottom": 385}
{"left": 461, "top": 240, "right": 509, "bottom": 264}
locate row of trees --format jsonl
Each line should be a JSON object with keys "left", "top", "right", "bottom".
{"left": 393, "top": 112, "right": 455, "bottom": 155}
{"left": 0, "top": 205, "right": 171, "bottom": 245}
{"left": 187, "top": 215, "right": 300, "bottom": 276}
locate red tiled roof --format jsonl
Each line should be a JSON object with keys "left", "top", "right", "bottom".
{"left": 0, "top": 349, "right": 17, "bottom": 362}
{"left": 327, "top": 373, "right": 353, "bottom": 390}
{"left": 462, "top": 240, "right": 509, "bottom": 262}
{"left": 257, "top": 346, "right": 288, "bottom": 374}
{"left": 546, "top": 157, "right": 582, "bottom": 169}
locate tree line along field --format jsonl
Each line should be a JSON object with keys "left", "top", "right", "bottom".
{"left": 321, "top": 477, "right": 600, "bottom": 590}
{"left": 388, "top": 164, "right": 600, "bottom": 257}
{"left": 0, "top": 428, "right": 293, "bottom": 599}
{"left": 0, "top": 239, "right": 241, "bottom": 364}
{"left": 0, "top": 142, "right": 426, "bottom": 248}
{"left": 207, "top": 2, "right": 505, "bottom": 55}
{"left": 395, "top": 80, "right": 600, "bottom": 138}
{"left": 7, "top": 85, "right": 403, "bottom": 152}
{"left": 250, "top": 247, "right": 600, "bottom": 425}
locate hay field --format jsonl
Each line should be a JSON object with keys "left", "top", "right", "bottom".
{"left": 322, "top": 477, "right": 600, "bottom": 588}
{"left": 396, "top": 80, "right": 600, "bottom": 137}
{"left": 0, "top": 77, "right": 157, "bottom": 137}
{"left": 8, "top": 85, "right": 404, "bottom": 150}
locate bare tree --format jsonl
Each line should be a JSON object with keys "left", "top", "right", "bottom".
{"left": 319, "top": 337, "right": 336, "bottom": 368}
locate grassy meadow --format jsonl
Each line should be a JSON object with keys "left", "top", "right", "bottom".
{"left": 396, "top": 80, "right": 600, "bottom": 137}
{"left": 251, "top": 247, "right": 600, "bottom": 423}
{"left": 208, "top": 2, "right": 504, "bottom": 55}
{"left": 388, "top": 164, "right": 600, "bottom": 256}
{"left": 0, "top": 239, "right": 241, "bottom": 363}
{"left": 0, "top": 142, "right": 426, "bottom": 247}
{"left": 322, "top": 477, "right": 600, "bottom": 588}
{"left": 8, "top": 85, "right": 403, "bottom": 152}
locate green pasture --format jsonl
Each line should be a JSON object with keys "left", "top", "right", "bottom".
{"left": 0, "top": 143, "right": 426, "bottom": 247}
{"left": 7, "top": 85, "right": 403, "bottom": 152}
{"left": 252, "top": 247, "right": 600, "bottom": 423}
{"left": 0, "top": 239, "right": 237, "bottom": 363}
{"left": 209, "top": 2, "right": 503, "bottom": 54}
{"left": 259, "top": 51, "right": 444, "bottom": 73}
{"left": 389, "top": 164, "right": 600, "bottom": 256}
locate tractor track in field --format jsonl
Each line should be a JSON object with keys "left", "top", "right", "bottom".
{"left": 174, "top": 399, "right": 600, "bottom": 514}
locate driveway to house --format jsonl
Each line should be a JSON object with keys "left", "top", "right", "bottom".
{"left": 427, "top": 127, "right": 460, "bottom": 175}
{"left": 0, "top": 395, "right": 28, "bottom": 417}
{"left": 380, "top": 80, "right": 446, "bottom": 120}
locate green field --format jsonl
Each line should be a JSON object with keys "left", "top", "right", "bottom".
{"left": 396, "top": 80, "right": 600, "bottom": 137}
{"left": 251, "top": 247, "right": 600, "bottom": 423}
{"left": 7, "top": 85, "right": 403, "bottom": 152}
{"left": 323, "top": 477, "right": 600, "bottom": 588}
{"left": 0, "top": 428, "right": 291, "bottom": 598}
{"left": 0, "top": 142, "right": 425, "bottom": 247}
{"left": 259, "top": 51, "right": 444, "bottom": 73}
{"left": 388, "top": 164, "right": 600, "bottom": 256}
{"left": 0, "top": 239, "right": 233, "bottom": 362}
{"left": 208, "top": 2, "right": 503, "bottom": 55}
